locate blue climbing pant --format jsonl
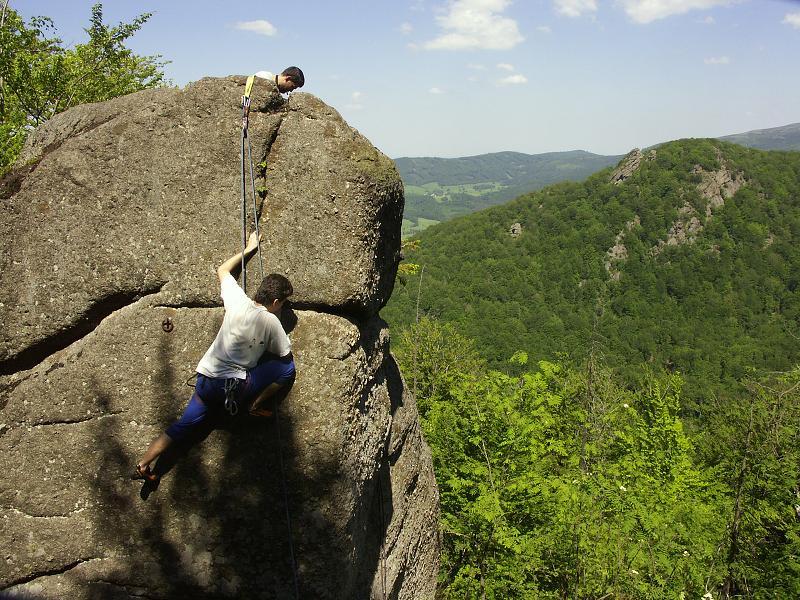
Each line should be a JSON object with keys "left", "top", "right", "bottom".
{"left": 166, "top": 355, "right": 295, "bottom": 442}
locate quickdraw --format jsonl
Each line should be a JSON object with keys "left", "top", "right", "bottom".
{"left": 223, "top": 377, "right": 240, "bottom": 416}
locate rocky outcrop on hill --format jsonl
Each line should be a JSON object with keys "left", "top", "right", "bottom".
{"left": 694, "top": 160, "right": 746, "bottom": 216}
{"left": 604, "top": 216, "right": 640, "bottom": 281}
{"left": 0, "top": 77, "right": 439, "bottom": 599}
{"left": 652, "top": 155, "right": 746, "bottom": 255}
{"left": 610, "top": 148, "right": 656, "bottom": 184}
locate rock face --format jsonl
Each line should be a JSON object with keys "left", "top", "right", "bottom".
{"left": 609, "top": 148, "right": 656, "bottom": 184}
{"left": 652, "top": 155, "right": 746, "bottom": 255}
{"left": 610, "top": 149, "right": 642, "bottom": 184}
{"left": 604, "top": 216, "right": 640, "bottom": 281}
{"left": 0, "top": 77, "right": 439, "bottom": 599}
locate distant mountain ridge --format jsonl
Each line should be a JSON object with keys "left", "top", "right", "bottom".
{"left": 395, "top": 122, "right": 800, "bottom": 237}
{"left": 718, "top": 122, "right": 800, "bottom": 151}
{"left": 395, "top": 150, "right": 621, "bottom": 237}
{"left": 395, "top": 150, "right": 620, "bottom": 187}
{"left": 384, "top": 139, "right": 800, "bottom": 404}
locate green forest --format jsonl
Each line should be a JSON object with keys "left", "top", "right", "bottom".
{"left": 0, "top": 3, "right": 166, "bottom": 175}
{"left": 397, "top": 151, "right": 621, "bottom": 237}
{"left": 394, "top": 319, "right": 800, "bottom": 599}
{"left": 386, "top": 140, "right": 800, "bottom": 404}
{"left": 385, "top": 140, "right": 800, "bottom": 598}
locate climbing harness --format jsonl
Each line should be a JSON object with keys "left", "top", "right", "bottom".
{"left": 240, "top": 75, "right": 265, "bottom": 294}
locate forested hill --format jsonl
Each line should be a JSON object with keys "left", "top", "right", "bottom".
{"left": 718, "top": 122, "right": 800, "bottom": 151}
{"left": 384, "top": 139, "right": 800, "bottom": 404}
{"left": 396, "top": 150, "right": 620, "bottom": 237}
{"left": 395, "top": 150, "right": 619, "bottom": 186}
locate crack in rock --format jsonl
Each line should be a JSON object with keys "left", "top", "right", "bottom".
{"left": 9, "top": 410, "right": 124, "bottom": 430}
{"left": 3, "top": 557, "right": 100, "bottom": 589}
{"left": 153, "top": 301, "right": 220, "bottom": 309}
{"left": 3, "top": 506, "right": 88, "bottom": 519}
{"left": 0, "top": 284, "right": 167, "bottom": 378}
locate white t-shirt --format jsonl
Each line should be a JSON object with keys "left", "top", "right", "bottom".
{"left": 254, "top": 71, "right": 275, "bottom": 81}
{"left": 196, "top": 274, "right": 291, "bottom": 380}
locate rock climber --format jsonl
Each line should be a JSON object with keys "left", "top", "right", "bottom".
{"left": 132, "top": 231, "right": 295, "bottom": 482}
{"left": 254, "top": 66, "right": 305, "bottom": 93}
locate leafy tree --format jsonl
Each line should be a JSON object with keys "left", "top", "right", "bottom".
{"left": 700, "top": 369, "right": 800, "bottom": 599}
{"left": 0, "top": 2, "right": 167, "bottom": 173}
{"left": 396, "top": 320, "right": 726, "bottom": 598}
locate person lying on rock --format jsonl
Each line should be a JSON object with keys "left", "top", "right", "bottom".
{"left": 132, "top": 231, "right": 295, "bottom": 482}
{"left": 254, "top": 66, "right": 305, "bottom": 93}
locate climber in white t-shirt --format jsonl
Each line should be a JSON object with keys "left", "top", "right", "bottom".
{"left": 133, "top": 231, "right": 295, "bottom": 482}
{"left": 254, "top": 66, "right": 305, "bottom": 93}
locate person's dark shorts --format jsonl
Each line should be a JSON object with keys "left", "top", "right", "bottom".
{"left": 165, "top": 355, "right": 295, "bottom": 442}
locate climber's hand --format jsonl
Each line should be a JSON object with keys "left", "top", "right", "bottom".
{"left": 245, "top": 231, "right": 262, "bottom": 253}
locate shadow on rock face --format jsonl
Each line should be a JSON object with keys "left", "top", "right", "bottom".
{"left": 83, "top": 324, "right": 392, "bottom": 599}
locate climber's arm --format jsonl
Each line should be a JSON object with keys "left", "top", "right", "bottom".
{"left": 217, "top": 231, "right": 261, "bottom": 284}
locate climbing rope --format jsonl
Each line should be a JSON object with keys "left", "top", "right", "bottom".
{"left": 242, "top": 75, "right": 298, "bottom": 598}
{"left": 240, "top": 75, "right": 265, "bottom": 294}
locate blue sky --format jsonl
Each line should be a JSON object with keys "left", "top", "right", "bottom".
{"left": 13, "top": 0, "right": 800, "bottom": 158}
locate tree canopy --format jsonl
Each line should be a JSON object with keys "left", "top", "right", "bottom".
{"left": 0, "top": 2, "right": 168, "bottom": 173}
{"left": 385, "top": 140, "right": 800, "bottom": 406}
{"left": 398, "top": 318, "right": 800, "bottom": 599}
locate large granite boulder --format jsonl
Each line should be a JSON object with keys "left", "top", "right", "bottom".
{"left": 1, "top": 76, "right": 403, "bottom": 370}
{"left": 0, "top": 77, "right": 439, "bottom": 599}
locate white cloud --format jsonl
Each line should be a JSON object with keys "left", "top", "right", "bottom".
{"left": 399, "top": 22, "right": 414, "bottom": 34}
{"left": 423, "top": 0, "right": 524, "bottom": 50}
{"left": 700, "top": 15, "right": 715, "bottom": 24}
{"left": 497, "top": 73, "right": 528, "bottom": 84}
{"left": 234, "top": 20, "right": 277, "bottom": 36}
{"left": 784, "top": 12, "right": 800, "bottom": 29}
{"left": 619, "top": 0, "right": 738, "bottom": 24}
{"left": 467, "top": 63, "right": 487, "bottom": 70}
{"left": 537, "top": 25, "right": 553, "bottom": 33}
{"left": 345, "top": 91, "right": 364, "bottom": 110}
{"left": 554, "top": 0, "right": 597, "bottom": 18}
{"left": 497, "top": 62, "right": 515, "bottom": 71}
{"left": 704, "top": 55, "right": 730, "bottom": 64}
{"left": 429, "top": 87, "right": 445, "bottom": 94}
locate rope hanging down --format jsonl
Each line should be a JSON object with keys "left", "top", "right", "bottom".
{"left": 240, "top": 75, "right": 265, "bottom": 293}
{"left": 240, "top": 75, "right": 299, "bottom": 600}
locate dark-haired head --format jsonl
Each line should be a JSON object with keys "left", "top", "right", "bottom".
{"left": 254, "top": 273, "right": 293, "bottom": 308}
{"left": 281, "top": 66, "right": 305, "bottom": 88}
